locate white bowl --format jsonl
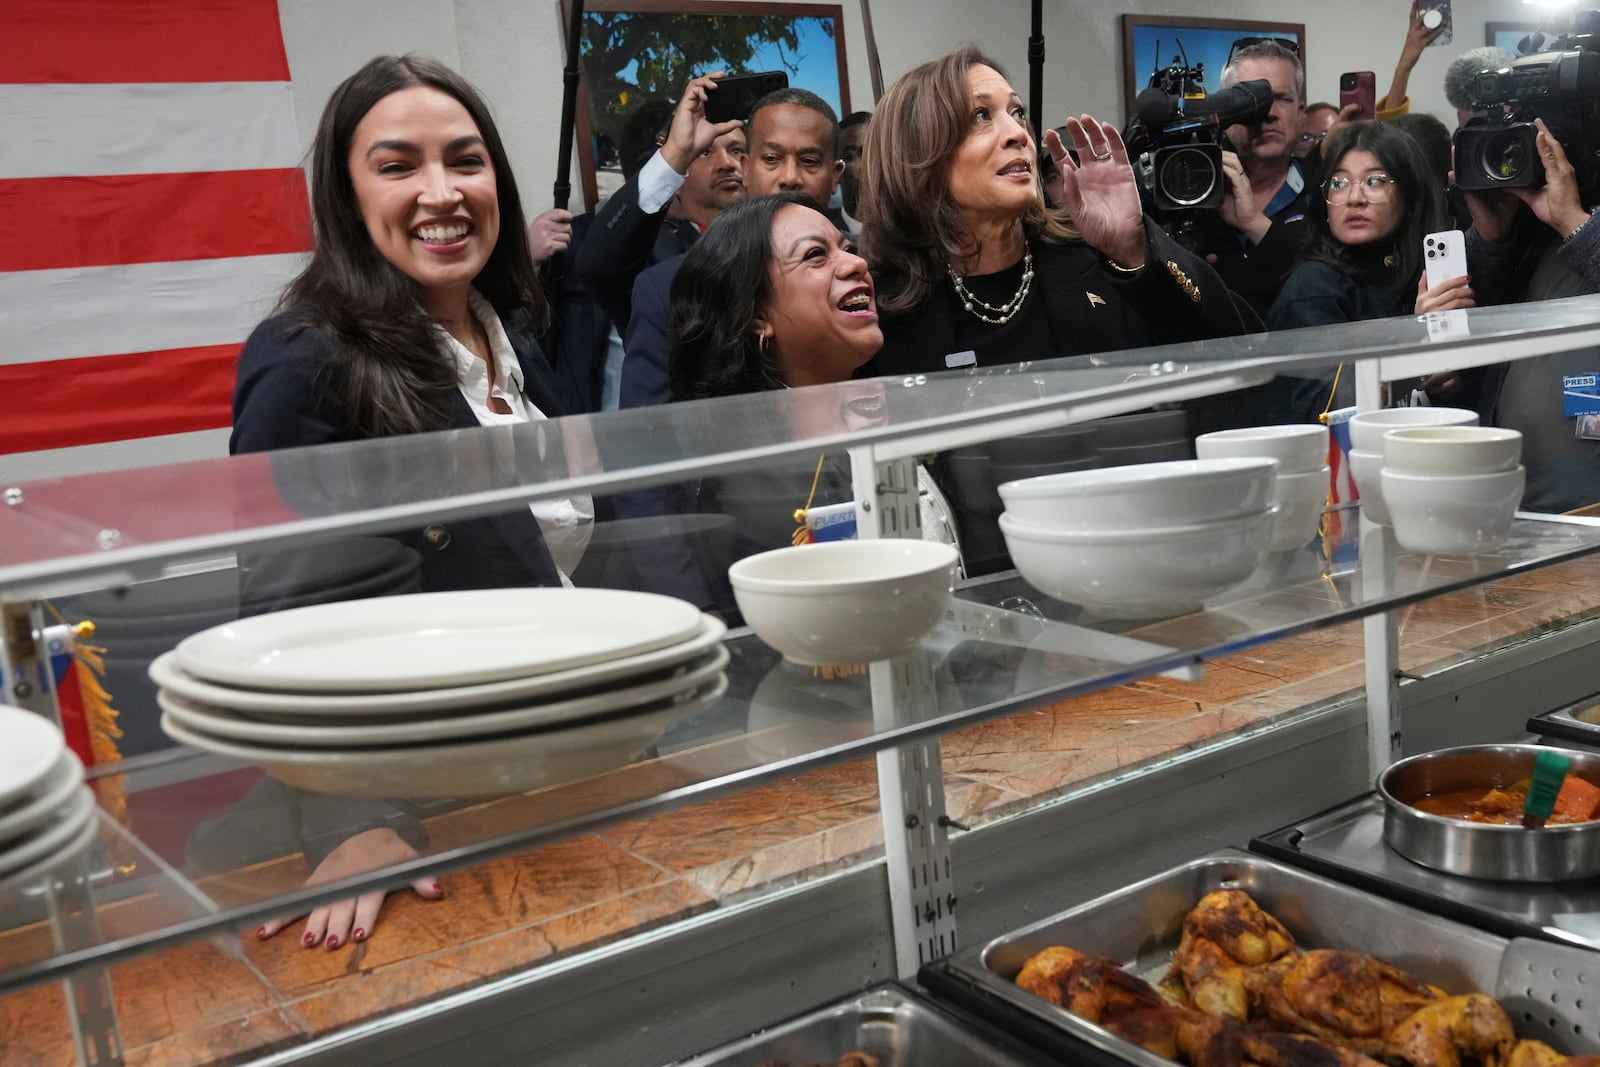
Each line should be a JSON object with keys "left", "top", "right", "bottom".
{"left": 1347, "top": 448, "right": 1391, "bottom": 526}
{"left": 996, "top": 457, "right": 1277, "bottom": 533}
{"left": 998, "top": 508, "right": 1273, "bottom": 617}
{"left": 1195, "top": 424, "right": 1329, "bottom": 474}
{"left": 1268, "top": 467, "right": 1330, "bottom": 552}
{"left": 1381, "top": 426, "right": 1522, "bottom": 476}
{"left": 727, "top": 540, "right": 958, "bottom": 666}
{"left": 1381, "top": 466, "right": 1525, "bottom": 555}
{"left": 1347, "top": 407, "right": 1477, "bottom": 453}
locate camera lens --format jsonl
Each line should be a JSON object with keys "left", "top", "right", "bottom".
{"left": 1158, "top": 146, "right": 1218, "bottom": 207}
{"left": 1478, "top": 129, "right": 1531, "bottom": 182}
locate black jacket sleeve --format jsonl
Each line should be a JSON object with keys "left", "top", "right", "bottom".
{"left": 575, "top": 173, "right": 669, "bottom": 332}
{"left": 1110, "top": 217, "right": 1264, "bottom": 342}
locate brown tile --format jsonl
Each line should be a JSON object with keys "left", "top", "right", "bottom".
{"left": 245, "top": 835, "right": 667, "bottom": 999}
{"left": 0, "top": 980, "right": 74, "bottom": 1067}
{"left": 600, "top": 760, "right": 880, "bottom": 873}
{"left": 124, "top": 1009, "right": 307, "bottom": 1067}
{"left": 959, "top": 748, "right": 1125, "bottom": 807}
{"left": 1386, "top": 585, "right": 1552, "bottom": 643}
{"left": 678, "top": 813, "right": 884, "bottom": 902}
{"left": 289, "top": 881, "right": 711, "bottom": 1035}
{"left": 114, "top": 942, "right": 282, "bottom": 1050}
{"left": 1422, "top": 605, "right": 1600, "bottom": 656}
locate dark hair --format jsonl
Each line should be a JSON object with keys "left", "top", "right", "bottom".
{"left": 750, "top": 87, "right": 840, "bottom": 132}
{"left": 1304, "top": 122, "right": 1445, "bottom": 299}
{"left": 279, "top": 53, "right": 543, "bottom": 439}
{"left": 840, "top": 110, "right": 872, "bottom": 130}
{"left": 670, "top": 192, "right": 822, "bottom": 400}
{"left": 1388, "top": 112, "right": 1453, "bottom": 190}
{"left": 621, "top": 99, "right": 674, "bottom": 181}
{"left": 1306, "top": 101, "right": 1339, "bottom": 117}
{"left": 858, "top": 45, "right": 1078, "bottom": 314}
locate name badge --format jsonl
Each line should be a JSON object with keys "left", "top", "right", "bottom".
{"left": 945, "top": 350, "right": 977, "bottom": 369}
{"left": 804, "top": 501, "right": 859, "bottom": 542}
{"left": 1563, "top": 373, "right": 1600, "bottom": 417}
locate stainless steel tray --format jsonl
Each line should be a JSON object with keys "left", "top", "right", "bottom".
{"left": 1528, "top": 696, "right": 1600, "bottom": 752}
{"left": 668, "top": 983, "right": 1048, "bottom": 1066}
{"left": 1254, "top": 793, "right": 1600, "bottom": 950}
{"left": 931, "top": 849, "right": 1599, "bottom": 1067}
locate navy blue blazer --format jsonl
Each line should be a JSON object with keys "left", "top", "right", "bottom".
{"left": 575, "top": 172, "right": 697, "bottom": 333}
{"left": 619, "top": 254, "right": 682, "bottom": 410}
{"left": 231, "top": 310, "right": 566, "bottom": 594}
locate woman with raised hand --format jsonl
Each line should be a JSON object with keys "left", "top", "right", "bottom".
{"left": 856, "top": 45, "right": 1257, "bottom": 377}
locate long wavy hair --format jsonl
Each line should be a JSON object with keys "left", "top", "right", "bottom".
{"left": 278, "top": 54, "right": 545, "bottom": 439}
{"left": 670, "top": 192, "right": 821, "bottom": 401}
{"left": 857, "top": 45, "right": 1078, "bottom": 314}
{"left": 1303, "top": 122, "right": 1445, "bottom": 300}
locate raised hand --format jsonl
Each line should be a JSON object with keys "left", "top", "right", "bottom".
{"left": 527, "top": 208, "right": 573, "bottom": 264}
{"left": 1046, "top": 114, "right": 1146, "bottom": 269}
{"left": 661, "top": 73, "right": 746, "bottom": 174}
{"left": 1414, "top": 272, "right": 1476, "bottom": 314}
{"left": 1510, "top": 119, "right": 1590, "bottom": 239}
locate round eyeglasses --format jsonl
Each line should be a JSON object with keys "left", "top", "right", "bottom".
{"left": 1325, "top": 173, "right": 1396, "bottom": 204}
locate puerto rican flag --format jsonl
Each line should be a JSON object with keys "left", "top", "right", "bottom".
{"left": 0, "top": 0, "right": 310, "bottom": 457}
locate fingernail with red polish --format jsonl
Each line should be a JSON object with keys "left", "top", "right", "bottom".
{"left": 431, "top": 882, "right": 445, "bottom": 896}
{"left": 302, "top": 932, "right": 316, "bottom": 947}
{"left": 256, "top": 926, "right": 268, "bottom": 939}
{"left": 326, "top": 935, "right": 340, "bottom": 950}
{"left": 353, "top": 927, "right": 367, "bottom": 942}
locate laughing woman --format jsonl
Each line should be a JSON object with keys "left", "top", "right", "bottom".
{"left": 230, "top": 55, "right": 588, "bottom": 951}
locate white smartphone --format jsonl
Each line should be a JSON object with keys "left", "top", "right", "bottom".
{"left": 1423, "top": 230, "right": 1468, "bottom": 289}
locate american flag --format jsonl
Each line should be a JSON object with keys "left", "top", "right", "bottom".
{"left": 0, "top": 0, "right": 310, "bottom": 457}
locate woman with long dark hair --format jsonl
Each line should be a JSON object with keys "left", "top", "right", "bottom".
{"left": 1266, "top": 122, "right": 1473, "bottom": 415}
{"left": 231, "top": 55, "right": 589, "bottom": 951}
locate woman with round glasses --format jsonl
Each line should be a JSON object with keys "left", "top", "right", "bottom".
{"left": 1265, "top": 123, "right": 1471, "bottom": 414}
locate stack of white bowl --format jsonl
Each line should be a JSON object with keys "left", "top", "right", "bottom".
{"left": 1380, "top": 426, "right": 1525, "bottom": 554}
{"left": 1346, "top": 408, "right": 1478, "bottom": 526}
{"left": 728, "top": 540, "right": 960, "bottom": 666}
{"left": 994, "top": 458, "right": 1279, "bottom": 618}
{"left": 1195, "top": 425, "right": 1331, "bottom": 552}
{"left": 151, "top": 588, "right": 728, "bottom": 798}
{"left": 0, "top": 707, "right": 96, "bottom": 895}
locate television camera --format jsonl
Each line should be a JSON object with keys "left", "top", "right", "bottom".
{"left": 1454, "top": 10, "right": 1600, "bottom": 204}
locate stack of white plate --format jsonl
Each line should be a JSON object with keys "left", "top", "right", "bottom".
{"left": 150, "top": 589, "right": 728, "bottom": 797}
{"left": 0, "top": 707, "right": 96, "bottom": 894}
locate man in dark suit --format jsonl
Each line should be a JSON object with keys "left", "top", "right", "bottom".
{"left": 620, "top": 88, "right": 843, "bottom": 409}
{"left": 576, "top": 74, "right": 747, "bottom": 334}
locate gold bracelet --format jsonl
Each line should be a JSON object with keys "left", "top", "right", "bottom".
{"left": 1105, "top": 255, "right": 1145, "bottom": 274}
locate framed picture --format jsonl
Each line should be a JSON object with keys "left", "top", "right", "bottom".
{"left": 1486, "top": 21, "right": 1541, "bottom": 55}
{"left": 563, "top": 0, "right": 849, "bottom": 210}
{"left": 1121, "top": 15, "right": 1304, "bottom": 122}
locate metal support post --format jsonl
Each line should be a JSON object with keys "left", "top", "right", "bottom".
{"left": 1353, "top": 361, "right": 1403, "bottom": 778}
{"left": 2, "top": 602, "right": 125, "bottom": 1065}
{"left": 849, "top": 445, "right": 959, "bottom": 976}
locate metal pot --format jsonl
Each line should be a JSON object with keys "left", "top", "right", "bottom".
{"left": 1378, "top": 743, "right": 1600, "bottom": 882}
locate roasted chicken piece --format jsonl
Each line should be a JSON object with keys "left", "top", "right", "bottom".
{"left": 1245, "top": 948, "right": 1444, "bottom": 1054}
{"left": 1103, "top": 1005, "right": 1243, "bottom": 1067}
{"left": 1506, "top": 1041, "right": 1570, "bottom": 1067}
{"left": 1387, "top": 993, "right": 1515, "bottom": 1067}
{"left": 1242, "top": 1030, "right": 1391, "bottom": 1067}
{"left": 1167, "top": 889, "right": 1299, "bottom": 1020}
{"left": 1014, "top": 946, "right": 1167, "bottom": 1020}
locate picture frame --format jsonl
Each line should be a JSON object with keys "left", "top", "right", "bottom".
{"left": 1120, "top": 15, "right": 1305, "bottom": 122}
{"left": 563, "top": 0, "right": 850, "bottom": 210}
{"left": 1486, "top": 20, "right": 1541, "bottom": 55}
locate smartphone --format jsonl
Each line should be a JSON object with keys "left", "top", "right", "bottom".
{"left": 703, "top": 71, "right": 789, "bottom": 125}
{"left": 1339, "top": 71, "right": 1377, "bottom": 121}
{"left": 1423, "top": 229, "right": 1469, "bottom": 288}
{"left": 1419, "top": 0, "right": 1454, "bottom": 48}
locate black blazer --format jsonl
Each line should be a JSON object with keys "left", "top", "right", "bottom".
{"left": 865, "top": 219, "right": 1260, "bottom": 377}
{"left": 575, "top": 171, "right": 697, "bottom": 332}
{"left": 231, "top": 310, "right": 566, "bottom": 595}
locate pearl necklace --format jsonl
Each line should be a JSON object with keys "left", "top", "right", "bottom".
{"left": 947, "top": 247, "right": 1034, "bottom": 325}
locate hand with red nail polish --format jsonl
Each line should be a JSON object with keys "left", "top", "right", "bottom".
{"left": 249, "top": 828, "right": 441, "bottom": 950}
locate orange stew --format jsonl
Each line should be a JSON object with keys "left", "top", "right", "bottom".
{"left": 1412, "top": 776, "right": 1600, "bottom": 825}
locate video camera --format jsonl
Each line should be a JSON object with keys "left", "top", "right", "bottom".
{"left": 1123, "top": 43, "right": 1273, "bottom": 230}
{"left": 1454, "top": 10, "right": 1600, "bottom": 203}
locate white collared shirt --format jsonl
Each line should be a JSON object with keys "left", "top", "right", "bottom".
{"left": 442, "top": 290, "right": 594, "bottom": 581}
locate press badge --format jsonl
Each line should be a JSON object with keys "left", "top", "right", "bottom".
{"left": 1563, "top": 373, "right": 1600, "bottom": 417}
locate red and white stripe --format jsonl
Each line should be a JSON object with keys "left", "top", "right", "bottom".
{"left": 0, "top": 0, "right": 311, "bottom": 456}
